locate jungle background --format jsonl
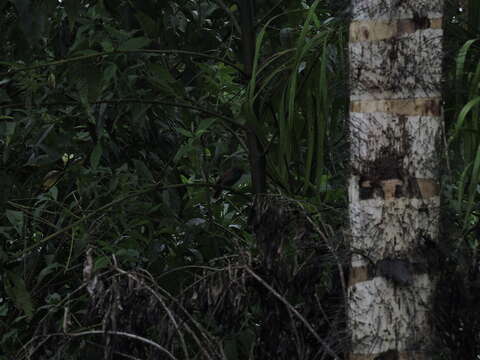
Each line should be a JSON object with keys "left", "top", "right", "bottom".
{"left": 0, "top": 0, "right": 479, "bottom": 359}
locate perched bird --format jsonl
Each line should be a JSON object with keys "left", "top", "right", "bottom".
{"left": 214, "top": 167, "right": 244, "bottom": 198}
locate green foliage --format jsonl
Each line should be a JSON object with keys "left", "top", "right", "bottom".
{"left": 0, "top": 1, "right": 347, "bottom": 358}
{"left": 246, "top": 0, "right": 347, "bottom": 195}
{"left": 444, "top": 0, "right": 480, "bottom": 234}
{"left": 2, "top": 0, "right": 479, "bottom": 357}
{"left": 433, "top": 1, "right": 480, "bottom": 357}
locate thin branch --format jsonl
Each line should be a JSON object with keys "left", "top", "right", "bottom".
{"left": 112, "top": 262, "right": 191, "bottom": 360}
{"left": 0, "top": 97, "right": 249, "bottom": 152}
{"left": 0, "top": 49, "right": 246, "bottom": 78}
{"left": 85, "top": 341, "right": 143, "bottom": 360}
{"left": 8, "top": 182, "right": 249, "bottom": 261}
{"left": 0, "top": 98, "right": 247, "bottom": 131}
{"left": 65, "top": 330, "right": 178, "bottom": 360}
{"left": 244, "top": 266, "right": 340, "bottom": 360}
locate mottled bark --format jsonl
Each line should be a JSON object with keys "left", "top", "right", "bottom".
{"left": 348, "top": 1, "right": 444, "bottom": 359}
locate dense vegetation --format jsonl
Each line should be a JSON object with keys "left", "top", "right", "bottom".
{"left": 0, "top": 0, "right": 479, "bottom": 358}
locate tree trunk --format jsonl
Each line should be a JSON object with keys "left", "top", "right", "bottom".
{"left": 238, "top": 0, "right": 267, "bottom": 195}
{"left": 348, "top": 1, "right": 444, "bottom": 359}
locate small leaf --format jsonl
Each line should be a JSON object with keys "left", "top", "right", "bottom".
{"left": 90, "top": 143, "right": 103, "bottom": 169}
{"left": 177, "top": 128, "right": 193, "bottom": 137}
{"left": 2, "top": 121, "right": 16, "bottom": 147}
{"left": 6, "top": 210, "right": 24, "bottom": 235}
{"left": 36, "top": 263, "right": 63, "bottom": 286}
{"left": 135, "top": 12, "right": 159, "bottom": 37}
{"left": 94, "top": 256, "right": 111, "bottom": 272}
{"left": 63, "top": 0, "right": 81, "bottom": 27}
{"left": 0, "top": 89, "right": 11, "bottom": 102}
{"left": 224, "top": 338, "right": 239, "bottom": 360}
{"left": 71, "top": 49, "right": 99, "bottom": 56}
{"left": 197, "top": 118, "right": 216, "bottom": 134}
{"left": 133, "top": 159, "right": 154, "bottom": 183}
{"left": 0, "top": 303, "right": 8, "bottom": 316}
{"left": 148, "top": 64, "right": 175, "bottom": 83}
{"left": 119, "top": 37, "right": 151, "bottom": 51}
{"left": 47, "top": 186, "right": 59, "bottom": 200}
{"left": 109, "top": 175, "right": 119, "bottom": 193}
{"left": 101, "top": 40, "right": 114, "bottom": 52}
{"left": 103, "top": 63, "right": 117, "bottom": 85}
{"left": 5, "top": 271, "right": 34, "bottom": 320}
{"left": 42, "top": 170, "right": 63, "bottom": 191}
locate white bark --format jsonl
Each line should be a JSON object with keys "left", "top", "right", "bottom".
{"left": 348, "top": 0, "right": 444, "bottom": 358}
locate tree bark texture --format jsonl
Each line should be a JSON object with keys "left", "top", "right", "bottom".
{"left": 348, "top": 1, "right": 444, "bottom": 359}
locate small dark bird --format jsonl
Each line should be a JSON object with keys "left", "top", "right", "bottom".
{"left": 214, "top": 167, "right": 244, "bottom": 198}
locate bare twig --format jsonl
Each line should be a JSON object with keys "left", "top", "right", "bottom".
{"left": 244, "top": 266, "right": 340, "bottom": 360}
{"left": 64, "top": 330, "right": 178, "bottom": 360}
{"left": 0, "top": 49, "right": 246, "bottom": 78}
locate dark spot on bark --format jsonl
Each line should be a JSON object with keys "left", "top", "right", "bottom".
{"left": 388, "top": 47, "right": 397, "bottom": 61}
{"left": 359, "top": 176, "right": 374, "bottom": 199}
{"left": 358, "top": 150, "right": 406, "bottom": 199}
{"left": 425, "top": 99, "right": 441, "bottom": 116}
{"left": 406, "top": 178, "right": 422, "bottom": 198}
{"left": 374, "top": 349, "right": 399, "bottom": 360}
{"left": 359, "top": 186, "right": 374, "bottom": 199}
{"left": 413, "top": 12, "right": 431, "bottom": 30}
{"left": 377, "top": 258, "right": 413, "bottom": 286}
{"left": 371, "top": 153, "right": 402, "bottom": 181}
{"left": 356, "top": 66, "right": 362, "bottom": 81}
{"left": 419, "top": 232, "right": 443, "bottom": 271}
{"left": 419, "top": 205, "right": 429, "bottom": 214}
{"left": 412, "top": 261, "right": 428, "bottom": 274}
{"left": 394, "top": 183, "right": 403, "bottom": 198}
{"left": 363, "top": 28, "right": 369, "bottom": 39}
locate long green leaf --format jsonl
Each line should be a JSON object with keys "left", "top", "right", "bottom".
{"left": 457, "top": 162, "right": 472, "bottom": 211}
{"left": 464, "top": 143, "right": 480, "bottom": 228}
{"left": 450, "top": 96, "right": 480, "bottom": 143}
{"left": 455, "top": 39, "right": 478, "bottom": 110}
